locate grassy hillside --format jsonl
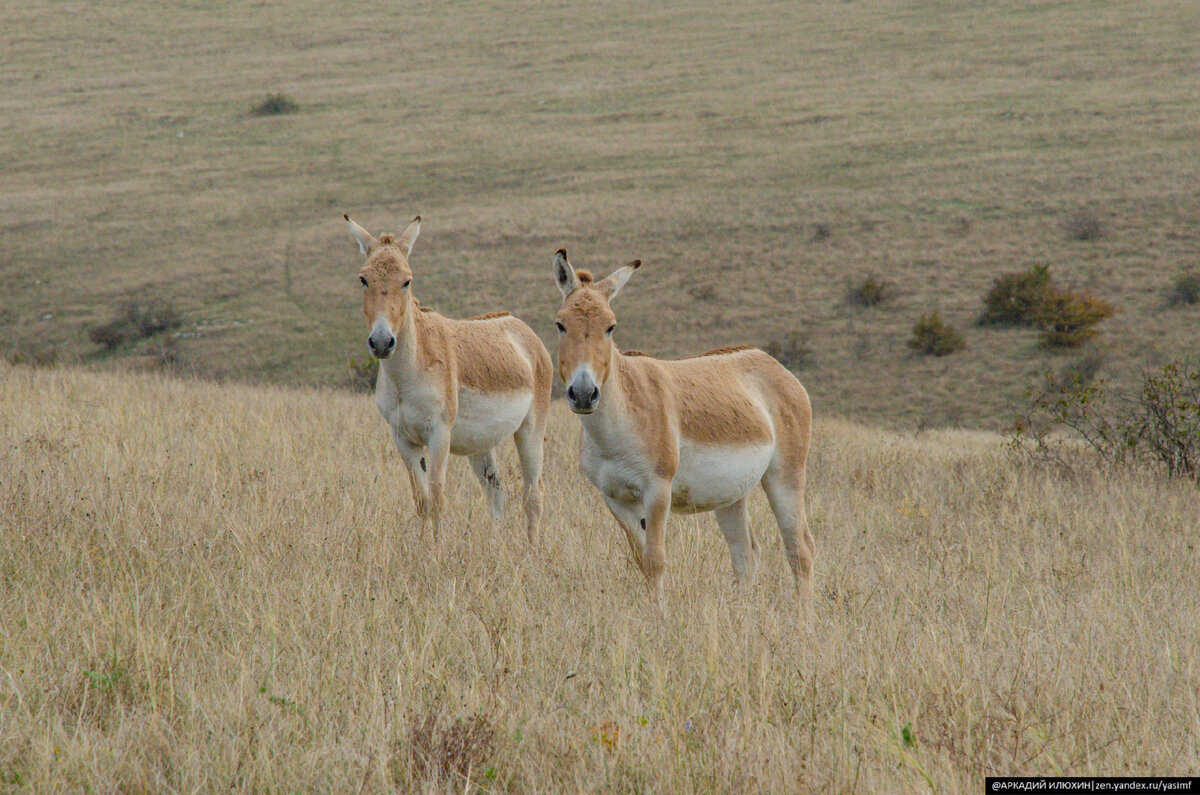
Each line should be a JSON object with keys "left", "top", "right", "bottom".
{"left": 2, "top": 0, "right": 1199, "bottom": 428}
{"left": 2, "top": 364, "right": 1198, "bottom": 790}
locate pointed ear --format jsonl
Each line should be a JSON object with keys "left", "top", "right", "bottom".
{"left": 553, "top": 249, "right": 580, "bottom": 298}
{"left": 395, "top": 215, "right": 421, "bottom": 256}
{"left": 598, "top": 259, "right": 641, "bottom": 300}
{"left": 343, "top": 214, "right": 378, "bottom": 256}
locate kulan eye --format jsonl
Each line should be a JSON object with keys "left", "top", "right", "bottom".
{"left": 359, "top": 276, "right": 368, "bottom": 288}
{"left": 402, "top": 279, "right": 412, "bottom": 289}
{"left": 555, "top": 321, "right": 566, "bottom": 334}
{"left": 605, "top": 324, "right": 616, "bottom": 335}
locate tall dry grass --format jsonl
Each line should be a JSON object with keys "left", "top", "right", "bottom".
{"left": 1, "top": 363, "right": 1198, "bottom": 791}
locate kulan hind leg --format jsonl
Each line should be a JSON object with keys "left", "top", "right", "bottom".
{"left": 762, "top": 467, "right": 815, "bottom": 603}
{"left": 714, "top": 498, "right": 759, "bottom": 585}
{"left": 468, "top": 450, "right": 506, "bottom": 524}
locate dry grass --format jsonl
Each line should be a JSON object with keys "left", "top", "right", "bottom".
{"left": 3, "top": 0, "right": 1200, "bottom": 429}
{"left": 2, "top": 363, "right": 1198, "bottom": 791}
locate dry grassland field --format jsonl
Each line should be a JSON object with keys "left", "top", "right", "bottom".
{"left": 2, "top": 364, "right": 1199, "bottom": 791}
{"left": 2, "top": 0, "right": 1199, "bottom": 427}
{"left": 4, "top": 0, "right": 1200, "bottom": 792}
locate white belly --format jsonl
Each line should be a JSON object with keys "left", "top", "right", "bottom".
{"left": 582, "top": 443, "right": 652, "bottom": 504}
{"left": 450, "top": 389, "right": 532, "bottom": 455}
{"left": 671, "top": 442, "right": 774, "bottom": 513}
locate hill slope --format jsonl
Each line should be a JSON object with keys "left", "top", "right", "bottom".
{"left": 2, "top": 364, "right": 1198, "bottom": 790}
{"left": 3, "top": 0, "right": 1199, "bottom": 428}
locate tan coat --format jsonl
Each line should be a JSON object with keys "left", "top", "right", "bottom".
{"left": 553, "top": 251, "right": 814, "bottom": 607}
{"left": 346, "top": 214, "right": 552, "bottom": 541}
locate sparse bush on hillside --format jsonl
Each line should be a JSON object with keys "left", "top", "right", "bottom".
{"left": 1165, "top": 271, "right": 1200, "bottom": 307}
{"left": 88, "top": 300, "right": 183, "bottom": 350}
{"left": 7, "top": 345, "right": 59, "bottom": 369}
{"left": 846, "top": 275, "right": 894, "bottom": 308}
{"left": 1011, "top": 359, "right": 1200, "bottom": 482}
{"left": 1048, "top": 348, "right": 1106, "bottom": 392}
{"left": 978, "top": 264, "right": 1056, "bottom": 326}
{"left": 348, "top": 356, "right": 379, "bottom": 392}
{"left": 763, "top": 332, "right": 813, "bottom": 370}
{"left": 811, "top": 222, "right": 831, "bottom": 242}
{"left": 1034, "top": 289, "right": 1116, "bottom": 349}
{"left": 1065, "top": 212, "right": 1105, "bottom": 241}
{"left": 151, "top": 337, "right": 181, "bottom": 372}
{"left": 977, "top": 265, "right": 1117, "bottom": 347}
{"left": 907, "top": 312, "right": 965, "bottom": 356}
{"left": 251, "top": 92, "right": 299, "bottom": 116}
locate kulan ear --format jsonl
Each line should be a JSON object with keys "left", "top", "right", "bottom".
{"left": 598, "top": 259, "right": 641, "bottom": 301}
{"left": 343, "top": 214, "right": 378, "bottom": 256}
{"left": 553, "top": 249, "right": 580, "bottom": 298}
{"left": 395, "top": 215, "right": 421, "bottom": 256}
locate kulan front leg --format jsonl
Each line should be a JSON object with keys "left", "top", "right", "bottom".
{"left": 392, "top": 430, "right": 431, "bottom": 520}
{"left": 423, "top": 423, "right": 453, "bottom": 537}
{"left": 640, "top": 479, "right": 673, "bottom": 605}
{"left": 602, "top": 494, "right": 647, "bottom": 572}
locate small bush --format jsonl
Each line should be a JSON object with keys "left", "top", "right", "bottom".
{"left": 978, "top": 264, "right": 1056, "bottom": 326}
{"left": 152, "top": 337, "right": 181, "bottom": 371}
{"left": 88, "top": 300, "right": 183, "bottom": 350}
{"left": 688, "top": 283, "right": 718, "bottom": 302}
{"left": 907, "top": 312, "right": 965, "bottom": 356}
{"left": 811, "top": 223, "right": 831, "bottom": 242}
{"left": 7, "top": 345, "right": 59, "bottom": 369}
{"left": 1010, "top": 359, "right": 1200, "bottom": 482}
{"left": 395, "top": 712, "right": 499, "bottom": 789}
{"left": 1166, "top": 271, "right": 1200, "bottom": 307}
{"left": 251, "top": 92, "right": 299, "bottom": 116}
{"left": 1035, "top": 289, "right": 1116, "bottom": 348}
{"left": 763, "top": 332, "right": 813, "bottom": 370}
{"left": 1065, "top": 212, "right": 1104, "bottom": 241}
{"left": 847, "top": 275, "right": 894, "bottom": 308}
{"left": 348, "top": 356, "right": 379, "bottom": 392}
{"left": 1049, "top": 348, "right": 1106, "bottom": 391}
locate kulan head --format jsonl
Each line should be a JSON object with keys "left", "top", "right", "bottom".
{"left": 552, "top": 249, "right": 641, "bottom": 414}
{"left": 343, "top": 214, "right": 421, "bottom": 359}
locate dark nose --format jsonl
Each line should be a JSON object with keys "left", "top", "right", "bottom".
{"left": 567, "top": 384, "right": 601, "bottom": 411}
{"left": 368, "top": 333, "right": 395, "bottom": 357}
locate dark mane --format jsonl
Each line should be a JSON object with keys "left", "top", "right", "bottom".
{"left": 621, "top": 345, "right": 754, "bottom": 361}
{"left": 463, "top": 311, "right": 511, "bottom": 321}
{"left": 692, "top": 345, "right": 754, "bottom": 358}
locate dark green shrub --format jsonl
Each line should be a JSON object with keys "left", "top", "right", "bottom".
{"left": 348, "top": 356, "right": 379, "bottom": 392}
{"left": 907, "top": 312, "right": 965, "bottom": 356}
{"left": 251, "top": 93, "right": 299, "bottom": 116}
{"left": 1035, "top": 290, "right": 1116, "bottom": 348}
{"left": 847, "top": 275, "right": 894, "bottom": 308}
{"left": 1166, "top": 271, "right": 1200, "bottom": 306}
{"left": 763, "top": 332, "right": 813, "bottom": 370}
{"left": 978, "top": 264, "right": 1056, "bottom": 326}
{"left": 1065, "top": 212, "right": 1104, "bottom": 241}
{"left": 7, "top": 345, "right": 59, "bottom": 368}
{"left": 88, "top": 300, "right": 183, "bottom": 350}
{"left": 1011, "top": 360, "right": 1200, "bottom": 482}
{"left": 1049, "top": 349, "right": 1106, "bottom": 391}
